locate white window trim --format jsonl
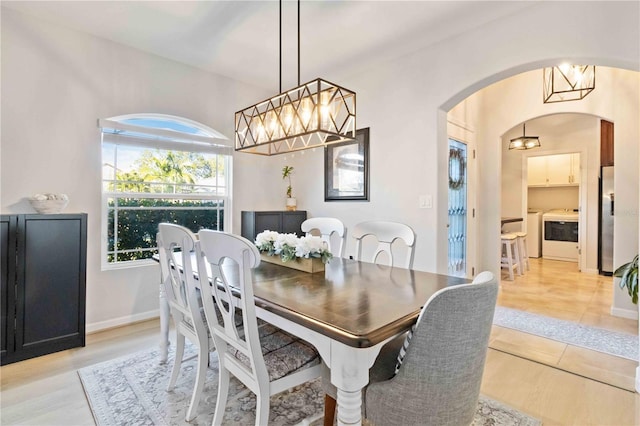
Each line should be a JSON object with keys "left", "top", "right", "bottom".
{"left": 99, "top": 114, "right": 231, "bottom": 270}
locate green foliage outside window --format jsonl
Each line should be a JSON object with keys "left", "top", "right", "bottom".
{"left": 107, "top": 198, "right": 223, "bottom": 262}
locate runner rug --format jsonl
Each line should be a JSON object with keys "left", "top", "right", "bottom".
{"left": 493, "top": 306, "right": 639, "bottom": 362}
{"left": 79, "top": 345, "right": 541, "bottom": 426}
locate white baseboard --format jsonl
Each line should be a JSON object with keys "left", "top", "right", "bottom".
{"left": 581, "top": 268, "right": 599, "bottom": 275}
{"left": 610, "top": 306, "right": 639, "bottom": 320}
{"left": 86, "top": 309, "right": 160, "bottom": 334}
{"left": 636, "top": 366, "right": 640, "bottom": 394}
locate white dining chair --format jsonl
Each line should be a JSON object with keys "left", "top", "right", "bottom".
{"left": 352, "top": 220, "right": 416, "bottom": 269}
{"left": 195, "top": 230, "right": 322, "bottom": 426}
{"left": 300, "top": 217, "right": 346, "bottom": 257}
{"left": 157, "top": 223, "right": 213, "bottom": 422}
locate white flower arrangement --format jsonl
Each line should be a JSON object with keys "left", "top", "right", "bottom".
{"left": 255, "top": 230, "right": 333, "bottom": 264}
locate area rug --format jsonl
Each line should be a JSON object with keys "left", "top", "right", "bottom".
{"left": 493, "top": 306, "right": 639, "bottom": 362}
{"left": 79, "top": 345, "right": 542, "bottom": 426}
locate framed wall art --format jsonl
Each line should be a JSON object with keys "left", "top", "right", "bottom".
{"left": 324, "top": 128, "right": 369, "bottom": 201}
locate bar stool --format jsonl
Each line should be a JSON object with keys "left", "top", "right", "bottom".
{"left": 514, "top": 231, "right": 530, "bottom": 272}
{"left": 500, "top": 233, "right": 521, "bottom": 281}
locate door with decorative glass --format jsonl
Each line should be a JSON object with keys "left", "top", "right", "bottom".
{"left": 448, "top": 138, "right": 467, "bottom": 276}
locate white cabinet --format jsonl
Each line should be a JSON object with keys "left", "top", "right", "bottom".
{"left": 527, "top": 156, "right": 548, "bottom": 186}
{"left": 570, "top": 153, "right": 580, "bottom": 184}
{"left": 527, "top": 154, "right": 580, "bottom": 187}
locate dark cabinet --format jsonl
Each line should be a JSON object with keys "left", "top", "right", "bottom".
{"left": 600, "top": 119, "right": 614, "bottom": 167}
{"left": 1, "top": 214, "right": 87, "bottom": 365}
{"left": 241, "top": 211, "right": 307, "bottom": 242}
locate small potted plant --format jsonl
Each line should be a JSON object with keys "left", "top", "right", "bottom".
{"left": 282, "top": 165, "right": 296, "bottom": 211}
{"left": 614, "top": 254, "right": 638, "bottom": 304}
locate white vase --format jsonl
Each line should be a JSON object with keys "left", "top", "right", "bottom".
{"left": 286, "top": 197, "right": 297, "bottom": 211}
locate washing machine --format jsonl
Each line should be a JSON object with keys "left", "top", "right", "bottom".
{"left": 542, "top": 209, "right": 579, "bottom": 262}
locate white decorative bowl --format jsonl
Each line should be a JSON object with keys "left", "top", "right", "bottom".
{"left": 29, "top": 199, "right": 69, "bottom": 214}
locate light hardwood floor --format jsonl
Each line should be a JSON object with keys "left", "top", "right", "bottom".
{"left": 1, "top": 259, "right": 638, "bottom": 425}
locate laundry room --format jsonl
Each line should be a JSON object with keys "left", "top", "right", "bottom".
{"left": 500, "top": 113, "right": 602, "bottom": 273}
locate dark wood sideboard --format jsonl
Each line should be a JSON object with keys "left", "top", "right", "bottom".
{"left": 241, "top": 210, "right": 307, "bottom": 243}
{"left": 1, "top": 214, "right": 87, "bottom": 365}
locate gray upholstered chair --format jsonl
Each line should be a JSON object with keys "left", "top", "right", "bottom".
{"left": 323, "top": 273, "right": 498, "bottom": 426}
{"left": 472, "top": 270, "right": 495, "bottom": 285}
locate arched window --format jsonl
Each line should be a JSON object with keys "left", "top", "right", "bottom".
{"left": 99, "top": 114, "right": 231, "bottom": 268}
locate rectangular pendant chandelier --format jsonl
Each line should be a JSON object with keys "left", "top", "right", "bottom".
{"left": 508, "top": 123, "right": 541, "bottom": 150}
{"left": 509, "top": 136, "right": 541, "bottom": 150}
{"left": 235, "top": 78, "right": 356, "bottom": 156}
{"left": 543, "top": 65, "right": 595, "bottom": 103}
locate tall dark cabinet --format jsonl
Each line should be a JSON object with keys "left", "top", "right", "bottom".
{"left": 241, "top": 210, "right": 307, "bottom": 242}
{"left": 1, "top": 214, "right": 87, "bottom": 365}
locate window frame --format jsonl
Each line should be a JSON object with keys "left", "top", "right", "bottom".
{"left": 99, "top": 114, "right": 231, "bottom": 270}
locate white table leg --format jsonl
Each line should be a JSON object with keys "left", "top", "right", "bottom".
{"left": 330, "top": 342, "right": 383, "bottom": 426}
{"left": 336, "top": 388, "right": 363, "bottom": 425}
{"left": 159, "top": 282, "right": 170, "bottom": 363}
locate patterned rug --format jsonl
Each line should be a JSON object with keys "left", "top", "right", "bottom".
{"left": 493, "top": 307, "right": 639, "bottom": 361}
{"left": 79, "top": 345, "right": 542, "bottom": 426}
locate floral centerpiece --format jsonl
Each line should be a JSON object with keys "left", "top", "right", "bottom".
{"left": 255, "top": 230, "right": 333, "bottom": 272}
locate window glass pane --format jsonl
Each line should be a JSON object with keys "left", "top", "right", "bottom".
{"left": 447, "top": 138, "right": 467, "bottom": 277}
{"left": 114, "top": 250, "right": 156, "bottom": 263}
{"left": 122, "top": 117, "right": 209, "bottom": 136}
{"left": 107, "top": 207, "right": 115, "bottom": 252}
{"left": 108, "top": 198, "right": 223, "bottom": 262}
{"left": 106, "top": 146, "right": 221, "bottom": 192}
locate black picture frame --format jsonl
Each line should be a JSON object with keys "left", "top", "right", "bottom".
{"left": 324, "top": 128, "right": 370, "bottom": 201}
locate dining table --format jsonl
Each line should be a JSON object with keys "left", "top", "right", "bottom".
{"left": 157, "top": 254, "right": 469, "bottom": 426}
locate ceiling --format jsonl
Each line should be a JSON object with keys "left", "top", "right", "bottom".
{"left": 3, "top": 1, "right": 533, "bottom": 90}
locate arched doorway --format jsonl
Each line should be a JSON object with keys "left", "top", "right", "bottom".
{"left": 438, "top": 65, "right": 639, "bottom": 392}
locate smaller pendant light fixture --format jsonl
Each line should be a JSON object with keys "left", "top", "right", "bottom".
{"left": 235, "top": 0, "right": 356, "bottom": 156}
{"left": 543, "top": 64, "right": 595, "bottom": 103}
{"left": 509, "top": 123, "right": 541, "bottom": 150}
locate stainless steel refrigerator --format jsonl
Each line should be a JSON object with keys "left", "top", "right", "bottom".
{"left": 599, "top": 166, "right": 614, "bottom": 274}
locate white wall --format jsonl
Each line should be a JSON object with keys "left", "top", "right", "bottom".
{"left": 528, "top": 187, "right": 580, "bottom": 212}
{"left": 2, "top": 2, "right": 639, "bottom": 329}
{"left": 1, "top": 8, "right": 271, "bottom": 331}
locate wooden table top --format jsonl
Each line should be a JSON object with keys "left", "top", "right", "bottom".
{"left": 501, "top": 217, "right": 523, "bottom": 225}
{"left": 248, "top": 258, "right": 469, "bottom": 348}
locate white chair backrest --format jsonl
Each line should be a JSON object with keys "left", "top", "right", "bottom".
{"left": 301, "top": 217, "right": 346, "bottom": 257}
{"left": 352, "top": 221, "right": 416, "bottom": 269}
{"left": 157, "top": 223, "right": 204, "bottom": 335}
{"left": 195, "top": 230, "right": 267, "bottom": 388}
{"left": 471, "top": 271, "right": 496, "bottom": 285}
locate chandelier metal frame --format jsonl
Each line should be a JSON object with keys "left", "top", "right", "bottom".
{"left": 543, "top": 65, "right": 595, "bottom": 103}
{"left": 235, "top": 0, "right": 356, "bottom": 156}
